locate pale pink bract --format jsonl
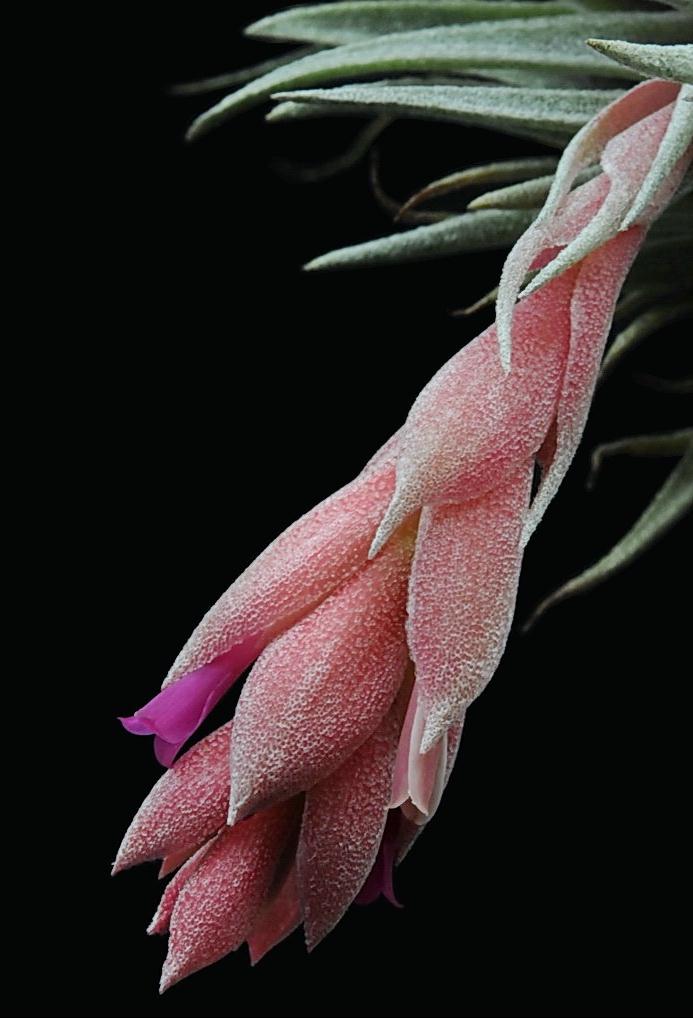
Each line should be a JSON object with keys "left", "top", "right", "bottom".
{"left": 116, "top": 82, "right": 692, "bottom": 991}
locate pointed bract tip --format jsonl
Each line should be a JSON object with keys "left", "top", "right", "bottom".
{"left": 419, "top": 722, "right": 446, "bottom": 758}
{"left": 158, "top": 970, "right": 176, "bottom": 995}
{"left": 185, "top": 119, "right": 204, "bottom": 144}
{"left": 111, "top": 839, "right": 132, "bottom": 876}
{"left": 367, "top": 530, "right": 388, "bottom": 560}
{"left": 227, "top": 793, "right": 251, "bottom": 828}
{"left": 304, "top": 927, "right": 322, "bottom": 955}
{"left": 159, "top": 954, "right": 188, "bottom": 995}
{"left": 369, "top": 494, "right": 410, "bottom": 559}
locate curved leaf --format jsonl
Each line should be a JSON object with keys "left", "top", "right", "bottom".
{"left": 525, "top": 440, "right": 693, "bottom": 627}
{"left": 169, "top": 47, "right": 318, "bottom": 96}
{"left": 304, "top": 208, "right": 536, "bottom": 271}
{"left": 246, "top": 2, "right": 578, "bottom": 46}
{"left": 600, "top": 297, "right": 693, "bottom": 381}
{"left": 587, "top": 430, "right": 693, "bottom": 488}
{"left": 400, "top": 157, "right": 559, "bottom": 216}
{"left": 187, "top": 13, "right": 692, "bottom": 138}
{"left": 469, "top": 165, "right": 599, "bottom": 210}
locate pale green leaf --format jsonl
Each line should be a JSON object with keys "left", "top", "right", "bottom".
{"left": 187, "top": 13, "right": 692, "bottom": 138}
{"left": 400, "top": 156, "right": 559, "bottom": 215}
{"left": 468, "top": 165, "right": 599, "bottom": 209}
{"left": 525, "top": 439, "right": 693, "bottom": 627}
{"left": 587, "top": 38, "right": 693, "bottom": 85}
{"left": 246, "top": 1, "right": 579, "bottom": 46}
{"left": 169, "top": 47, "right": 318, "bottom": 96}
{"left": 452, "top": 284, "right": 500, "bottom": 315}
{"left": 587, "top": 430, "right": 693, "bottom": 488}
{"left": 600, "top": 297, "right": 693, "bottom": 381}
{"left": 303, "top": 208, "right": 536, "bottom": 270}
{"left": 268, "top": 89, "right": 573, "bottom": 146}
{"left": 273, "top": 83, "right": 624, "bottom": 140}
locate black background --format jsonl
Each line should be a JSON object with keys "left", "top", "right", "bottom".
{"left": 25, "top": 6, "right": 691, "bottom": 1017}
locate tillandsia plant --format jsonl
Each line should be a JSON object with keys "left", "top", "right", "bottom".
{"left": 115, "top": 1, "right": 693, "bottom": 992}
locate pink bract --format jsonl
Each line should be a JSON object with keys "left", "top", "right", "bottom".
{"left": 116, "top": 82, "right": 691, "bottom": 990}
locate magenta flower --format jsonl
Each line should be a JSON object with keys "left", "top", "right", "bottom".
{"left": 116, "top": 82, "right": 691, "bottom": 990}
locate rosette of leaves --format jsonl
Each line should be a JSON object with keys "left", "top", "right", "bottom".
{"left": 177, "top": 0, "right": 692, "bottom": 618}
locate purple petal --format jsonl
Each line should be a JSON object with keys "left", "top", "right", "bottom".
{"left": 119, "top": 638, "right": 257, "bottom": 765}
{"left": 355, "top": 810, "right": 403, "bottom": 908}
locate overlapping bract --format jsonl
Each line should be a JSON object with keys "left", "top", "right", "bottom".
{"left": 116, "top": 83, "right": 691, "bottom": 990}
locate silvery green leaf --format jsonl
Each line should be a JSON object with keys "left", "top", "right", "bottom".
{"left": 400, "top": 156, "right": 559, "bottom": 216}
{"left": 266, "top": 75, "right": 479, "bottom": 123}
{"left": 269, "top": 93, "right": 572, "bottom": 147}
{"left": 187, "top": 13, "right": 692, "bottom": 138}
{"left": 525, "top": 439, "right": 693, "bottom": 627}
{"left": 246, "top": 1, "right": 578, "bottom": 46}
{"left": 623, "top": 84, "right": 693, "bottom": 227}
{"left": 600, "top": 297, "right": 693, "bottom": 381}
{"left": 273, "top": 83, "right": 624, "bottom": 141}
{"left": 303, "top": 208, "right": 536, "bottom": 270}
{"left": 169, "top": 47, "right": 318, "bottom": 96}
{"left": 588, "top": 431, "right": 693, "bottom": 488}
{"left": 468, "top": 165, "right": 599, "bottom": 209}
{"left": 586, "top": 38, "right": 693, "bottom": 85}
{"left": 453, "top": 284, "right": 500, "bottom": 315}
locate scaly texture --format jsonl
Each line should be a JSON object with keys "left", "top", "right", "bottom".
{"left": 187, "top": 14, "right": 692, "bottom": 136}
{"left": 496, "top": 81, "right": 679, "bottom": 366}
{"left": 148, "top": 841, "right": 216, "bottom": 936}
{"left": 407, "top": 462, "right": 533, "bottom": 752}
{"left": 298, "top": 697, "right": 403, "bottom": 948}
{"left": 160, "top": 800, "right": 300, "bottom": 991}
{"left": 522, "top": 227, "right": 646, "bottom": 545}
{"left": 247, "top": 864, "right": 302, "bottom": 965}
{"left": 166, "top": 438, "right": 398, "bottom": 684}
{"left": 228, "top": 529, "right": 415, "bottom": 822}
{"left": 113, "top": 723, "right": 232, "bottom": 872}
{"left": 370, "top": 268, "right": 577, "bottom": 555}
{"left": 120, "top": 438, "right": 399, "bottom": 763}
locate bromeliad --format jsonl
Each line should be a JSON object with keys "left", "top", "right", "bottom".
{"left": 115, "top": 4, "right": 693, "bottom": 992}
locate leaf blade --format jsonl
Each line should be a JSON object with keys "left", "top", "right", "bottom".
{"left": 246, "top": 1, "right": 579, "bottom": 46}
{"left": 303, "top": 208, "right": 537, "bottom": 270}
{"left": 187, "top": 13, "right": 692, "bottom": 138}
{"left": 274, "top": 83, "right": 624, "bottom": 138}
{"left": 587, "top": 38, "right": 693, "bottom": 85}
{"left": 525, "top": 440, "right": 693, "bottom": 627}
